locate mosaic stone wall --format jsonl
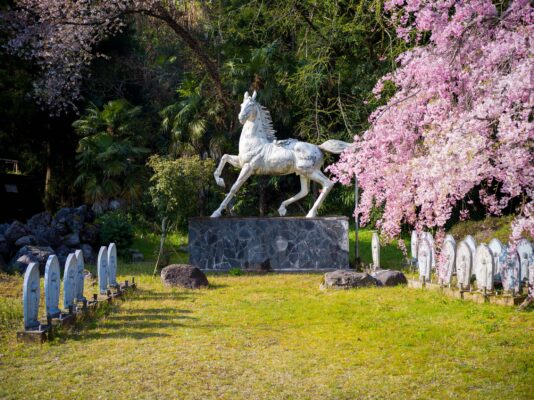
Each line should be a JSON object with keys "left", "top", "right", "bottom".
{"left": 189, "top": 217, "right": 349, "bottom": 270}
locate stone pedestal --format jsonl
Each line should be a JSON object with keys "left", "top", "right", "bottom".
{"left": 188, "top": 216, "right": 349, "bottom": 271}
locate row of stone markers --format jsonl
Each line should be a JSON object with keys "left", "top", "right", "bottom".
{"left": 18, "top": 243, "right": 136, "bottom": 343}
{"left": 410, "top": 231, "right": 534, "bottom": 305}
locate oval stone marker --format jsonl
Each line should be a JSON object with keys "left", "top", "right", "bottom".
{"left": 488, "top": 238, "right": 503, "bottom": 282}
{"left": 107, "top": 242, "right": 118, "bottom": 286}
{"left": 23, "top": 262, "right": 41, "bottom": 330}
{"left": 411, "top": 231, "right": 418, "bottom": 260}
{"left": 74, "top": 249, "right": 85, "bottom": 301}
{"left": 63, "top": 253, "right": 77, "bottom": 310}
{"left": 423, "top": 232, "right": 436, "bottom": 268}
{"left": 439, "top": 240, "right": 455, "bottom": 286}
{"left": 97, "top": 246, "right": 108, "bottom": 294}
{"left": 464, "top": 235, "right": 476, "bottom": 277}
{"left": 44, "top": 255, "right": 61, "bottom": 318}
{"left": 371, "top": 232, "right": 380, "bottom": 270}
{"left": 517, "top": 239, "right": 533, "bottom": 283}
{"left": 417, "top": 238, "right": 432, "bottom": 281}
{"left": 499, "top": 246, "right": 521, "bottom": 293}
{"left": 456, "top": 241, "right": 472, "bottom": 289}
{"left": 474, "top": 244, "right": 494, "bottom": 290}
{"left": 444, "top": 234, "right": 456, "bottom": 246}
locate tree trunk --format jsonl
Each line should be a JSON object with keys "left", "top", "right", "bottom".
{"left": 153, "top": 217, "right": 168, "bottom": 276}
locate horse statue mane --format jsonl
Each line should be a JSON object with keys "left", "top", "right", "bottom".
{"left": 258, "top": 105, "right": 277, "bottom": 142}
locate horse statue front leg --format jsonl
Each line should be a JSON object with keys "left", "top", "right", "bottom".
{"left": 306, "top": 170, "right": 334, "bottom": 218}
{"left": 211, "top": 163, "right": 253, "bottom": 218}
{"left": 213, "top": 154, "right": 240, "bottom": 188}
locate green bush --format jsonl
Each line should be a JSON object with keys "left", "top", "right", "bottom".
{"left": 98, "top": 211, "right": 134, "bottom": 254}
{"left": 228, "top": 267, "right": 243, "bottom": 276}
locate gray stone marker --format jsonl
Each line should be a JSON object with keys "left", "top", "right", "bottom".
{"left": 410, "top": 231, "right": 418, "bottom": 261}
{"left": 107, "top": 242, "right": 118, "bottom": 286}
{"left": 456, "top": 241, "right": 473, "bottom": 290}
{"left": 417, "top": 238, "right": 432, "bottom": 282}
{"left": 23, "top": 262, "right": 40, "bottom": 330}
{"left": 474, "top": 244, "right": 494, "bottom": 291}
{"left": 63, "top": 253, "right": 77, "bottom": 310}
{"left": 97, "top": 246, "right": 108, "bottom": 294}
{"left": 517, "top": 239, "right": 533, "bottom": 284}
{"left": 488, "top": 238, "right": 503, "bottom": 282}
{"left": 439, "top": 240, "right": 455, "bottom": 286}
{"left": 425, "top": 232, "right": 436, "bottom": 268}
{"left": 44, "top": 255, "right": 61, "bottom": 318}
{"left": 74, "top": 249, "right": 86, "bottom": 301}
{"left": 499, "top": 246, "right": 521, "bottom": 294}
{"left": 444, "top": 234, "right": 456, "bottom": 245}
{"left": 464, "top": 235, "right": 476, "bottom": 276}
{"left": 371, "top": 232, "right": 380, "bottom": 270}
{"left": 189, "top": 217, "right": 349, "bottom": 270}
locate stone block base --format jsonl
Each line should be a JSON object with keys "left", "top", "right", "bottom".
{"left": 188, "top": 217, "right": 349, "bottom": 270}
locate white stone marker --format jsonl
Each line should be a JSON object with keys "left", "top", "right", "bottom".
{"left": 488, "top": 238, "right": 503, "bottom": 282}
{"left": 97, "top": 246, "right": 108, "bottom": 294}
{"left": 456, "top": 241, "right": 473, "bottom": 290}
{"left": 424, "top": 232, "right": 436, "bottom": 268}
{"left": 63, "top": 253, "right": 77, "bottom": 310}
{"left": 474, "top": 244, "right": 494, "bottom": 291}
{"left": 107, "top": 242, "right": 118, "bottom": 286}
{"left": 371, "top": 232, "right": 380, "bottom": 270}
{"left": 517, "top": 239, "right": 533, "bottom": 283}
{"left": 411, "top": 231, "right": 418, "bottom": 261}
{"left": 499, "top": 246, "right": 521, "bottom": 294}
{"left": 444, "top": 234, "right": 456, "bottom": 246}
{"left": 23, "top": 262, "right": 41, "bottom": 330}
{"left": 74, "top": 249, "right": 86, "bottom": 302}
{"left": 417, "top": 238, "right": 432, "bottom": 282}
{"left": 438, "top": 239, "right": 456, "bottom": 286}
{"left": 44, "top": 255, "right": 61, "bottom": 318}
{"left": 464, "top": 235, "right": 477, "bottom": 277}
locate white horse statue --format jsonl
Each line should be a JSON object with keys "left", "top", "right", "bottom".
{"left": 211, "top": 91, "right": 350, "bottom": 218}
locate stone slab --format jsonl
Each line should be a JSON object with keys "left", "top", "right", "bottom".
{"left": 189, "top": 217, "right": 349, "bottom": 270}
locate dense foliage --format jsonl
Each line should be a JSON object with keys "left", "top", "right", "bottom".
{"left": 331, "top": 0, "right": 533, "bottom": 240}
{"left": 98, "top": 210, "right": 135, "bottom": 253}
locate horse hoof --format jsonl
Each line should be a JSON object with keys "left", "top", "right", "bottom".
{"left": 211, "top": 210, "right": 222, "bottom": 218}
{"left": 214, "top": 177, "right": 225, "bottom": 187}
{"left": 278, "top": 206, "right": 287, "bottom": 216}
{"left": 305, "top": 211, "right": 317, "bottom": 218}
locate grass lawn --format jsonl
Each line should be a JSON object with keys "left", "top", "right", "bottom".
{"left": 0, "top": 262, "right": 533, "bottom": 399}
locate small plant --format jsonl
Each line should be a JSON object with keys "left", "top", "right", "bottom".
{"left": 228, "top": 267, "right": 243, "bottom": 276}
{"left": 98, "top": 211, "right": 134, "bottom": 255}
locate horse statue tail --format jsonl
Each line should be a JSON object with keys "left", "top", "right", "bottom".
{"left": 318, "top": 139, "right": 351, "bottom": 154}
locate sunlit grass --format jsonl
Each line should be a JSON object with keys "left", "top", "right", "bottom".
{"left": 0, "top": 263, "right": 532, "bottom": 399}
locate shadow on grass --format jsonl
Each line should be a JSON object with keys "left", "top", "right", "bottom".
{"left": 130, "top": 288, "right": 198, "bottom": 301}
{"left": 81, "top": 330, "right": 172, "bottom": 340}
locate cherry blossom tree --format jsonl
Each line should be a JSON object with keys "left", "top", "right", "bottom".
{"left": 330, "top": 0, "right": 533, "bottom": 241}
{"left": 3, "top": 0, "right": 227, "bottom": 114}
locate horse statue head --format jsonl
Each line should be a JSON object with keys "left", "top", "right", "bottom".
{"left": 238, "top": 90, "right": 258, "bottom": 124}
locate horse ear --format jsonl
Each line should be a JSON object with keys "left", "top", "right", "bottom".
{"left": 244, "top": 91, "right": 249, "bottom": 99}
{"left": 252, "top": 90, "right": 257, "bottom": 100}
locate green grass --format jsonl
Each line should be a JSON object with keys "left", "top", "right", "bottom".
{"left": 0, "top": 264, "right": 533, "bottom": 399}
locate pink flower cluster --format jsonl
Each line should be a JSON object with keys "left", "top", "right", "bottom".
{"left": 330, "top": 0, "right": 533, "bottom": 240}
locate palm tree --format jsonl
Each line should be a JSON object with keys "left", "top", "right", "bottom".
{"left": 73, "top": 100, "right": 150, "bottom": 213}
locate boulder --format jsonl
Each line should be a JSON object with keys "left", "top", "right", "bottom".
{"left": 4, "top": 220, "right": 29, "bottom": 243}
{"left": 371, "top": 270, "right": 407, "bottom": 287}
{"left": 160, "top": 264, "right": 209, "bottom": 289}
{"left": 80, "top": 243, "right": 96, "bottom": 264}
{"left": 0, "top": 223, "right": 9, "bottom": 235}
{"left": 67, "top": 207, "right": 86, "bottom": 233}
{"left": 15, "top": 235, "right": 38, "bottom": 247}
{"left": 26, "top": 211, "right": 52, "bottom": 230}
{"left": 321, "top": 270, "right": 378, "bottom": 290}
{"left": 11, "top": 245, "right": 54, "bottom": 274}
{"left": 55, "top": 244, "right": 71, "bottom": 266}
{"left": 51, "top": 208, "right": 72, "bottom": 235}
{"left": 80, "top": 223, "right": 99, "bottom": 245}
{"left": 62, "top": 232, "right": 80, "bottom": 247}
{"left": 31, "top": 226, "right": 61, "bottom": 247}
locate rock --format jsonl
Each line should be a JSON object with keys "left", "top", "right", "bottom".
{"left": 0, "top": 223, "right": 9, "bottom": 235}
{"left": 80, "top": 243, "right": 96, "bottom": 264}
{"left": 67, "top": 207, "right": 86, "bottom": 233}
{"left": 62, "top": 232, "right": 80, "bottom": 247}
{"left": 80, "top": 223, "right": 99, "bottom": 245}
{"left": 0, "top": 234, "right": 9, "bottom": 257}
{"left": 371, "top": 269, "right": 407, "bottom": 287}
{"left": 55, "top": 244, "right": 71, "bottom": 266}
{"left": 11, "top": 245, "right": 54, "bottom": 274}
{"left": 160, "top": 264, "right": 209, "bottom": 289}
{"left": 15, "top": 235, "right": 38, "bottom": 247}
{"left": 26, "top": 211, "right": 52, "bottom": 230}
{"left": 52, "top": 208, "right": 72, "bottom": 235}
{"left": 31, "top": 226, "right": 61, "bottom": 247}
{"left": 4, "top": 220, "right": 29, "bottom": 243}
{"left": 321, "top": 270, "right": 378, "bottom": 290}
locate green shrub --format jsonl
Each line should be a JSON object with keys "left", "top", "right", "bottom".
{"left": 228, "top": 267, "right": 243, "bottom": 276}
{"left": 98, "top": 211, "right": 134, "bottom": 254}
